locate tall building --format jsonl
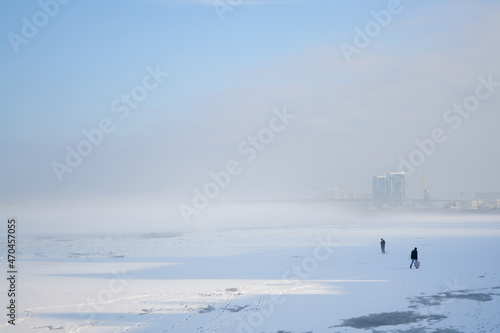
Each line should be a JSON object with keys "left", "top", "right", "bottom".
{"left": 387, "top": 171, "right": 405, "bottom": 202}
{"left": 373, "top": 172, "right": 406, "bottom": 203}
{"left": 373, "top": 176, "right": 387, "bottom": 200}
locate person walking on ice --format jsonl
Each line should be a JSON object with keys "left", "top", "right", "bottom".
{"left": 380, "top": 238, "right": 386, "bottom": 254}
{"left": 410, "top": 247, "right": 418, "bottom": 269}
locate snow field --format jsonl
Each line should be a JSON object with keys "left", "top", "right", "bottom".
{"left": 1, "top": 217, "right": 499, "bottom": 332}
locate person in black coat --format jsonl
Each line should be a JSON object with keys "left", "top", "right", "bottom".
{"left": 410, "top": 247, "right": 418, "bottom": 268}
{"left": 380, "top": 238, "right": 386, "bottom": 254}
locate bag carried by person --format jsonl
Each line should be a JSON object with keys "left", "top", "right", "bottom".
{"left": 414, "top": 260, "right": 420, "bottom": 269}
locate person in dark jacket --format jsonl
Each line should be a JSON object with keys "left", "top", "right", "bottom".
{"left": 380, "top": 238, "right": 386, "bottom": 254}
{"left": 410, "top": 247, "right": 418, "bottom": 268}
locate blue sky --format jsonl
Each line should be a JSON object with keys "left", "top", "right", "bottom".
{"left": 1, "top": 0, "right": 500, "bottom": 232}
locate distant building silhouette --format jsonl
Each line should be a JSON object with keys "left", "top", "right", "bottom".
{"left": 474, "top": 192, "right": 500, "bottom": 209}
{"left": 373, "top": 176, "right": 387, "bottom": 200}
{"left": 373, "top": 172, "right": 405, "bottom": 204}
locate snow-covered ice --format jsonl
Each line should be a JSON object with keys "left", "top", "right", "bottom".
{"left": 2, "top": 207, "right": 500, "bottom": 332}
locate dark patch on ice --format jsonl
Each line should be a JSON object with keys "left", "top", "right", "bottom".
{"left": 199, "top": 292, "right": 215, "bottom": 297}
{"left": 108, "top": 252, "right": 126, "bottom": 258}
{"left": 410, "top": 294, "right": 445, "bottom": 308}
{"left": 411, "top": 289, "right": 495, "bottom": 307}
{"left": 66, "top": 251, "right": 126, "bottom": 258}
{"left": 335, "top": 311, "right": 446, "bottom": 329}
{"left": 373, "top": 328, "right": 426, "bottom": 333}
{"left": 225, "top": 287, "right": 238, "bottom": 292}
{"left": 140, "top": 233, "right": 183, "bottom": 239}
{"left": 375, "top": 328, "right": 463, "bottom": 333}
{"left": 32, "top": 325, "right": 64, "bottom": 330}
{"left": 198, "top": 305, "right": 215, "bottom": 313}
{"left": 139, "top": 308, "right": 152, "bottom": 315}
{"left": 47, "top": 238, "right": 76, "bottom": 242}
{"left": 444, "top": 291, "right": 492, "bottom": 302}
{"left": 224, "top": 305, "right": 249, "bottom": 312}
{"left": 260, "top": 330, "right": 314, "bottom": 333}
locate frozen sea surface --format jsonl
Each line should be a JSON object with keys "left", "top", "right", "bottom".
{"left": 1, "top": 215, "right": 500, "bottom": 332}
